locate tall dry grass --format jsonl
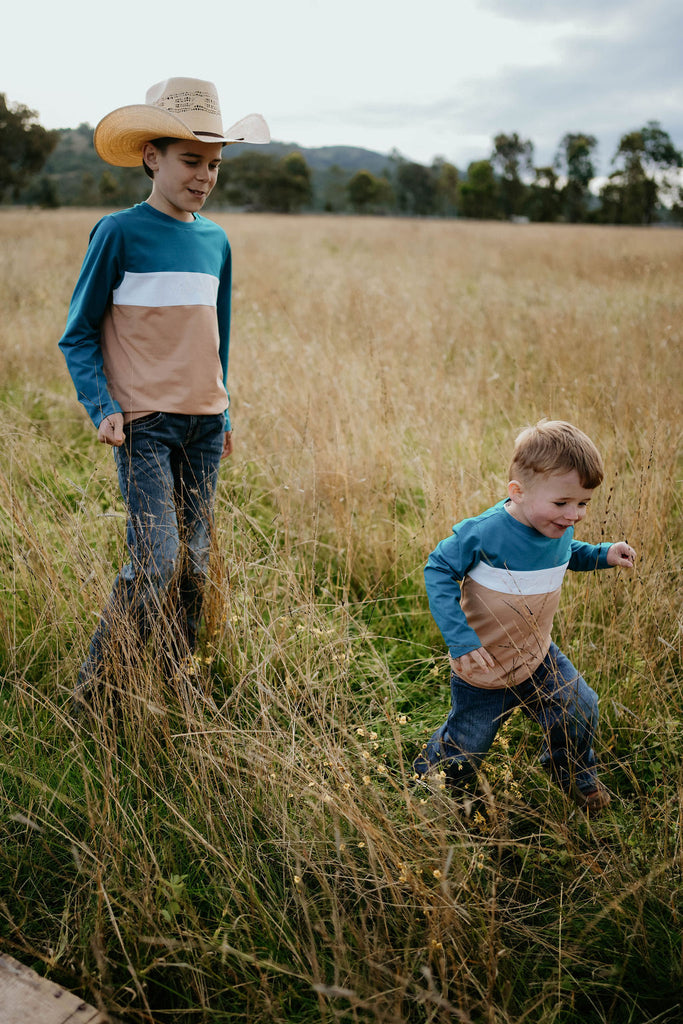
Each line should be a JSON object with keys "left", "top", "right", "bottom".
{"left": 0, "top": 208, "right": 682, "bottom": 1023}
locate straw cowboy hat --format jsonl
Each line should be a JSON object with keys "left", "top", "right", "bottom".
{"left": 94, "top": 77, "right": 270, "bottom": 167}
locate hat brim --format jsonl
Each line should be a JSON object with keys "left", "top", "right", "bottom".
{"left": 94, "top": 105, "right": 270, "bottom": 167}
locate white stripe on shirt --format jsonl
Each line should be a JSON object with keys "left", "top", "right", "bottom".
{"left": 468, "top": 560, "right": 569, "bottom": 595}
{"left": 113, "top": 271, "right": 219, "bottom": 308}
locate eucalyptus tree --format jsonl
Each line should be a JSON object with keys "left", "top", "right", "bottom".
{"left": 491, "top": 132, "right": 534, "bottom": 218}
{"left": 607, "top": 121, "right": 682, "bottom": 224}
{"left": 554, "top": 133, "right": 598, "bottom": 223}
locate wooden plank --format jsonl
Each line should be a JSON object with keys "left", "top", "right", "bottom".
{"left": 0, "top": 953, "right": 109, "bottom": 1024}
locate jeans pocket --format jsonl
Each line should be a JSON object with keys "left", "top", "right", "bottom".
{"left": 124, "top": 412, "right": 165, "bottom": 432}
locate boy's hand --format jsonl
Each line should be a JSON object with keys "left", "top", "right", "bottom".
{"left": 450, "top": 646, "right": 495, "bottom": 675}
{"left": 607, "top": 542, "right": 636, "bottom": 568}
{"left": 221, "top": 431, "right": 233, "bottom": 460}
{"left": 98, "top": 412, "right": 124, "bottom": 447}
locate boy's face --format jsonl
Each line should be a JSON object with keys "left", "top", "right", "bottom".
{"left": 507, "top": 469, "right": 595, "bottom": 539}
{"left": 143, "top": 139, "right": 223, "bottom": 221}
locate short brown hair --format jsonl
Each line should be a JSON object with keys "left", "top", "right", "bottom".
{"left": 509, "top": 420, "right": 604, "bottom": 489}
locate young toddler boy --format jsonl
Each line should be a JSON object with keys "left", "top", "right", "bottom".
{"left": 59, "top": 78, "right": 269, "bottom": 707}
{"left": 414, "top": 420, "right": 635, "bottom": 812}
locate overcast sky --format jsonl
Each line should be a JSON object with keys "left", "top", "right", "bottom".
{"left": 3, "top": 0, "right": 681, "bottom": 174}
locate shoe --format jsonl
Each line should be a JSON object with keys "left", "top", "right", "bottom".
{"left": 571, "top": 781, "right": 612, "bottom": 813}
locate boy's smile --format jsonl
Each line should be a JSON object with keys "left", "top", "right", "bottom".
{"left": 506, "top": 469, "right": 595, "bottom": 539}
{"left": 143, "top": 140, "right": 223, "bottom": 221}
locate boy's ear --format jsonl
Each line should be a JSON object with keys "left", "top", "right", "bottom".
{"left": 508, "top": 479, "right": 524, "bottom": 504}
{"left": 141, "top": 141, "right": 159, "bottom": 171}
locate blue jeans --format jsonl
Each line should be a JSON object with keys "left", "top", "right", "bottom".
{"left": 79, "top": 412, "right": 225, "bottom": 688}
{"left": 414, "top": 643, "right": 599, "bottom": 796}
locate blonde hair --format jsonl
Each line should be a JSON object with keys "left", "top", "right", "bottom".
{"left": 509, "top": 420, "right": 604, "bottom": 489}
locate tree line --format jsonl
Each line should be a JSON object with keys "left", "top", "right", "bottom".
{"left": 1, "top": 92, "right": 681, "bottom": 224}
{"left": 338, "top": 126, "right": 682, "bottom": 225}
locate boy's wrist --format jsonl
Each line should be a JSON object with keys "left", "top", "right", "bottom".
{"left": 96, "top": 403, "right": 123, "bottom": 428}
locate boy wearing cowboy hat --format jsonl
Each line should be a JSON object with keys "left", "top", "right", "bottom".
{"left": 59, "top": 78, "right": 269, "bottom": 710}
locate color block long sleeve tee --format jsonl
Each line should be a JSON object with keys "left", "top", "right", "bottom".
{"left": 59, "top": 202, "right": 233, "bottom": 430}
{"left": 424, "top": 500, "right": 611, "bottom": 689}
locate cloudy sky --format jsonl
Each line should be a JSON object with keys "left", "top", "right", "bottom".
{"left": 3, "top": 0, "right": 681, "bottom": 174}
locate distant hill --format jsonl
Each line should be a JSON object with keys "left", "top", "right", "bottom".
{"left": 29, "top": 126, "right": 401, "bottom": 208}
{"left": 222, "top": 141, "right": 396, "bottom": 178}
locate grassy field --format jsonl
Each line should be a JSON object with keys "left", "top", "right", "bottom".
{"left": 0, "top": 208, "right": 682, "bottom": 1023}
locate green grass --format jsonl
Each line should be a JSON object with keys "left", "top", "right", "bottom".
{"left": 1, "top": 212, "right": 682, "bottom": 1022}
{"left": 2, "top": 397, "right": 681, "bottom": 1023}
